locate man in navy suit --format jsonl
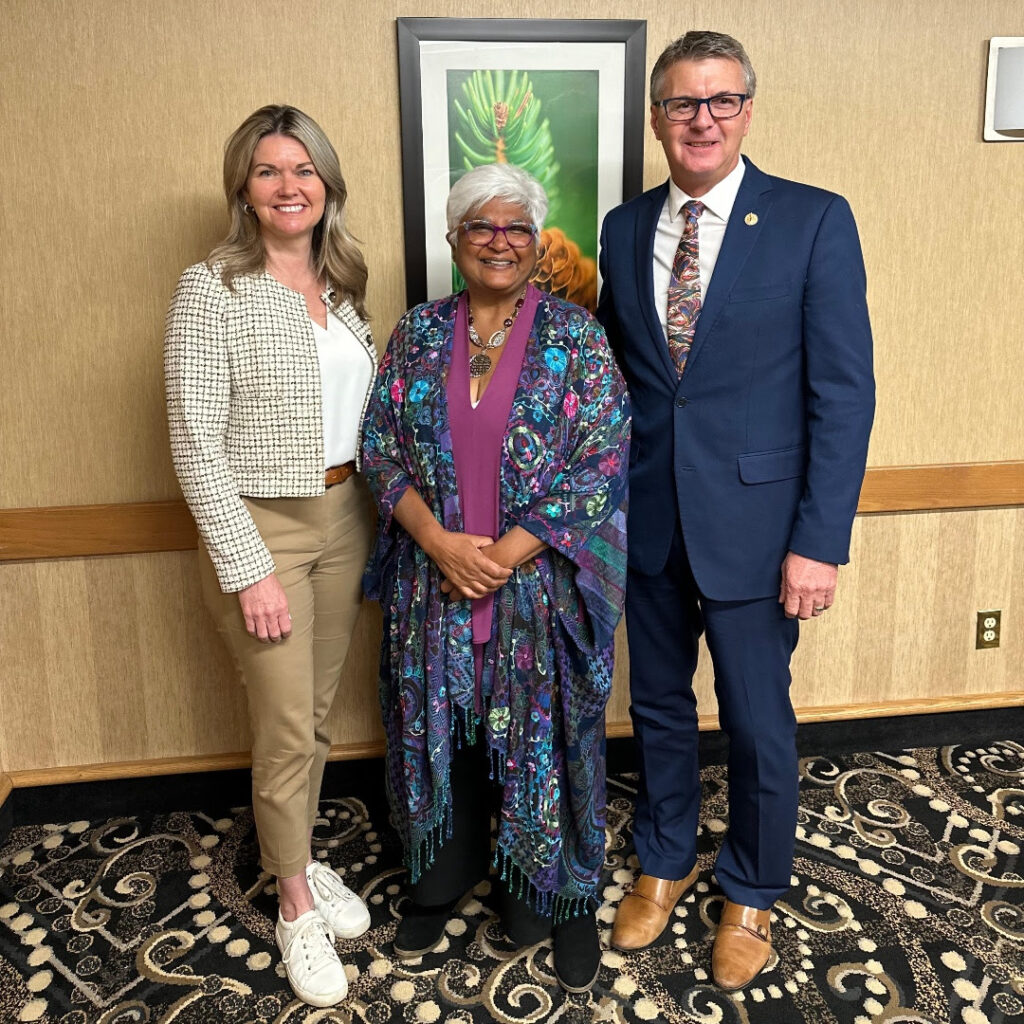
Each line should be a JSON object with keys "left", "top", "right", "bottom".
{"left": 598, "top": 31, "right": 874, "bottom": 990}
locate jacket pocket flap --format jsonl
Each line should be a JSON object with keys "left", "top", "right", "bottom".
{"left": 738, "top": 445, "right": 806, "bottom": 484}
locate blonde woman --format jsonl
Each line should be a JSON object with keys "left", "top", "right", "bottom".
{"left": 165, "top": 104, "right": 375, "bottom": 1007}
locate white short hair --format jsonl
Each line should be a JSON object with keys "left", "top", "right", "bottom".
{"left": 446, "top": 164, "right": 548, "bottom": 234}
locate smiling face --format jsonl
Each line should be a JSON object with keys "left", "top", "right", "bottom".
{"left": 650, "top": 57, "right": 753, "bottom": 197}
{"left": 243, "top": 133, "right": 326, "bottom": 245}
{"left": 451, "top": 197, "right": 539, "bottom": 303}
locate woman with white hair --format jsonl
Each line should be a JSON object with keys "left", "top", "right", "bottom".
{"left": 165, "top": 104, "right": 375, "bottom": 1007}
{"left": 362, "top": 163, "right": 630, "bottom": 992}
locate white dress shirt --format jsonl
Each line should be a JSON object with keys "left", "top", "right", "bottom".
{"left": 652, "top": 158, "right": 747, "bottom": 339}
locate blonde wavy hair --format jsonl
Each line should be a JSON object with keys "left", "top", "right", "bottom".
{"left": 207, "top": 104, "right": 368, "bottom": 318}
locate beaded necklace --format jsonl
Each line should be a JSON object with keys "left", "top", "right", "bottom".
{"left": 467, "top": 289, "right": 527, "bottom": 378}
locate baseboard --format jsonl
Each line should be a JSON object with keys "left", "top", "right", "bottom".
{"left": 608, "top": 704, "right": 1024, "bottom": 774}
{"left": 7, "top": 742, "right": 387, "bottom": 789}
{"left": 606, "top": 691, "right": 1024, "bottom": 738}
{"left": 7, "top": 692, "right": 1021, "bottom": 791}
{"left": 5, "top": 755, "right": 388, "bottom": 834}
{"left": 4, "top": 705, "right": 1021, "bottom": 832}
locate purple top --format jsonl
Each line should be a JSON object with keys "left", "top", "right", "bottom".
{"left": 447, "top": 284, "right": 542, "bottom": 677}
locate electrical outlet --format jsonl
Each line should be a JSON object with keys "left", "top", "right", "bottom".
{"left": 976, "top": 610, "right": 1001, "bottom": 649}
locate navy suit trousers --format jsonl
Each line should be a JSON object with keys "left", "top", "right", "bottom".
{"left": 625, "top": 525, "right": 800, "bottom": 909}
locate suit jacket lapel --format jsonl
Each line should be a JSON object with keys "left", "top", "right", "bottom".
{"left": 636, "top": 183, "right": 680, "bottom": 382}
{"left": 684, "top": 158, "right": 775, "bottom": 380}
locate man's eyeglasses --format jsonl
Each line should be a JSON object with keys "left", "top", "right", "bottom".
{"left": 658, "top": 94, "right": 749, "bottom": 122}
{"left": 454, "top": 220, "right": 538, "bottom": 248}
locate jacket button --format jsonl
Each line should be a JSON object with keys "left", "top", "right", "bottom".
{"left": 675, "top": 397, "right": 689, "bottom": 408}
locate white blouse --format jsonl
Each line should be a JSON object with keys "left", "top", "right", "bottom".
{"left": 312, "top": 310, "right": 375, "bottom": 467}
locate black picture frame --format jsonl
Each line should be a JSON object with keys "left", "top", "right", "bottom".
{"left": 396, "top": 17, "right": 647, "bottom": 308}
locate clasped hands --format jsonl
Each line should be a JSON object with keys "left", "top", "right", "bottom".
{"left": 392, "top": 491, "right": 544, "bottom": 601}
{"left": 430, "top": 531, "right": 511, "bottom": 600}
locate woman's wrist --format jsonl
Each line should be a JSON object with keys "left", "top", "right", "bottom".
{"left": 489, "top": 528, "right": 546, "bottom": 570}
{"left": 482, "top": 539, "right": 512, "bottom": 570}
{"left": 418, "top": 521, "right": 448, "bottom": 562}
{"left": 393, "top": 488, "right": 446, "bottom": 558}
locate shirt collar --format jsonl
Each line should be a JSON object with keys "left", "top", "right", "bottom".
{"left": 668, "top": 157, "right": 747, "bottom": 223}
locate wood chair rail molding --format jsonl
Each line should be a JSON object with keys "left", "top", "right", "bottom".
{"left": 856, "top": 460, "right": 1024, "bottom": 513}
{"left": 6, "top": 692, "right": 1022, "bottom": 789}
{"left": 0, "top": 500, "right": 198, "bottom": 561}
{"left": 1, "top": 462, "right": 1022, "bottom": 562}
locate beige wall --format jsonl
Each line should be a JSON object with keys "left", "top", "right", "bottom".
{"left": 1, "top": 0, "right": 1021, "bottom": 776}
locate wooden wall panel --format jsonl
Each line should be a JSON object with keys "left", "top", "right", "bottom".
{"left": 0, "top": 551, "right": 388, "bottom": 774}
{"left": 604, "top": 507, "right": 1024, "bottom": 728}
{"left": 0, "top": 563, "right": 59, "bottom": 773}
{"left": 1, "top": 508, "right": 1020, "bottom": 775}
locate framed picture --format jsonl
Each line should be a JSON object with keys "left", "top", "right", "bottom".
{"left": 396, "top": 17, "right": 647, "bottom": 311}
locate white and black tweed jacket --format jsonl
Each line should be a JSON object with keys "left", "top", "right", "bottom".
{"left": 164, "top": 261, "right": 377, "bottom": 593}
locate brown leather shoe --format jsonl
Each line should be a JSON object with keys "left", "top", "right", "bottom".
{"left": 712, "top": 900, "right": 773, "bottom": 991}
{"left": 611, "top": 866, "right": 700, "bottom": 950}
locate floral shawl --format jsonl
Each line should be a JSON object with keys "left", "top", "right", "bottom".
{"left": 362, "top": 290, "right": 630, "bottom": 917}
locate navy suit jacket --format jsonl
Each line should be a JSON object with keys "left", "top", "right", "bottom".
{"left": 597, "top": 158, "right": 874, "bottom": 601}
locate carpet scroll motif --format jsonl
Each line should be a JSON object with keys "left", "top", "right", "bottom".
{"left": 1, "top": 740, "right": 1022, "bottom": 1022}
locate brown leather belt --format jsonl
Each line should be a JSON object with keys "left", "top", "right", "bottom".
{"left": 325, "top": 462, "right": 356, "bottom": 488}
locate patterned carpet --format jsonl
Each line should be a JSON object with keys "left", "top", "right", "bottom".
{"left": 1, "top": 738, "right": 1023, "bottom": 1023}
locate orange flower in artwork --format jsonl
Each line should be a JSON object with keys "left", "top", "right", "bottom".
{"left": 532, "top": 227, "right": 598, "bottom": 312}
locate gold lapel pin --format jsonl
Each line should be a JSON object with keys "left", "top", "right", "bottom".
{"left": 744, "top": 212, "right": 758, "bottom": 226}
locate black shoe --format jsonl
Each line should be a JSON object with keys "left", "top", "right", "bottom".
{"left": 553, "top": 910, "right": 600, "bottom": 992}
{"left": 393, "top": 899, "right": 457, "bottom": 959}
{"left": 497, "top": 883, "right": 552, "bottom": 947}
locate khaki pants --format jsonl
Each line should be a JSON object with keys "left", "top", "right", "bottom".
{"left": 198, "top": 476, "right": 373, "bottom": 877}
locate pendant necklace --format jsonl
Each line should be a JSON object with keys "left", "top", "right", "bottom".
{"left": 468, "top": 289, "right": 526, "bottom": 378}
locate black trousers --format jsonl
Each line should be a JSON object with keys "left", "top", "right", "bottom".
{"left": 411, "top": 732, "right": 551, "bottom": 940}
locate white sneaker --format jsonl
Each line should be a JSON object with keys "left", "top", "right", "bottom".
{"left": 306, "top": 861, "right": 371, "bottom": 939}
{"left": 276, "top": 909, "right": 348, "bottom": 1007}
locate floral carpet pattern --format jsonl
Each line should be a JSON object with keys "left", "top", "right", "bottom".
{"left": 1, "top": 739, "right": 1023, "bottom": 1023}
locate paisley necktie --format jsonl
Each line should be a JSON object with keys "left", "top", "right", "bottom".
{"left": 666, "top": 200, "right": 704, "bottom": 376}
